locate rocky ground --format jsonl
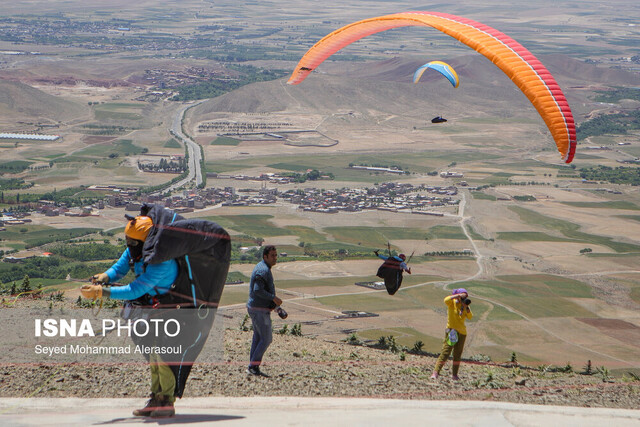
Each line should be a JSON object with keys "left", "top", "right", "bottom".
{"left": 1, "top": 328, "right": 639, "bottom": 409}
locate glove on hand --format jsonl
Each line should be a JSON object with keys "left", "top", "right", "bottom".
{"left": 92, "top": 273, "right": 109, "bottom": 284}
{"left": 374, "top": 250, "right": 379, "bottom": 256}
{"left": 81, "top": 284, "right": 103, "bottom": 300}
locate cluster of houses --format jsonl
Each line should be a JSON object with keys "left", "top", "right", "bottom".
{"left": 104, "top": 186, "right": 278, "bottom": 211}
{"left": 279, "top": 182, "right": 459, "bottom": 214}
{"left": 0, "top": 212, "right": 32, "bottom": 229}
{"left": 132, "top": 66, "right": 228, "bottom": 90}
{"left": 0, "top": 182, "right": 462, "bottom": 234}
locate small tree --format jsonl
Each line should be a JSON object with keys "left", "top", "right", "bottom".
{"left": 33, "top": 282, "right": 43, "bottom": 298}
{"left": 510, "top": 351, "right": 518, "bottom": 365}
{"left": 20, "top": 275, "right": 32, "bottom": 294}
{"left": 583, "top": 360, "right": 593, "bottom": 375}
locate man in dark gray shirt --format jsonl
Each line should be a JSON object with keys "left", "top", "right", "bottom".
{"left": 247, "top": 245, "right": 282, "bottom": 376}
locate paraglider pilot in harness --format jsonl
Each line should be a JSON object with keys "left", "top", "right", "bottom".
{"left": 81, "top": 204, "right": 231, "bottom": 418}
{"left": 374, "top": 250, "right": 411, "bottom": 295}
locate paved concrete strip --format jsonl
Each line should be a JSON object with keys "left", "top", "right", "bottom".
{"left": 1, "top": 397, "right": 639, "bottom": 426}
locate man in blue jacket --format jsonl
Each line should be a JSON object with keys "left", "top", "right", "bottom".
{"left": 247, "top": 245, "right": 282, "bottom": 376}
{"left": 81, "top": 215, "right": 178, "bottom": 418}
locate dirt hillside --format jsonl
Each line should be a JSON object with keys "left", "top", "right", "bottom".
{"left": 0, "top": 79, "right": 88, "bottom": 126}
{"left": 1, "top": 327, "right": 638, "bottom": 409}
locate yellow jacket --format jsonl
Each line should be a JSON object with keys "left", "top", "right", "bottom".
{"left": 444, "top": 295, "right": 473, "bottom": 335}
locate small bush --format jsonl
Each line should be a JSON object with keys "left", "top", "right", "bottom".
{"left": 240, "top": 314, "right": 251, "bottom": 331}
{"left": 102, "top": 299, "right": 121, "bottom": 309}
{"left": 344, "top": 332, "right": 361, "bottom": 345}
{"left": 469, "top": 354, "right": 492, "bottom": 363}
{"left": 625, "top": 372, "right": 639, "bottom": 381}
{"left": 76, "top": 298, "right": 97, "bottom": 308}
{"left": 277, "top": 324, "right": 289, "bottom": 335}
{"left": 48, "top": 291, "right": 65, "bottom": 302}
{"left": 290, "top": 323, "right": 302, "bottom": 336}
{"left": 472, "top": 368, "right": 505, "bottom": 389}
{"left": 596, "top": 366, "right": 611, "bottom": 382}
{"left": 377, "top": 335, "right": 400, "bottom": 353}
{"left": 537, "top": 364, "right": 551, "bottom": 375}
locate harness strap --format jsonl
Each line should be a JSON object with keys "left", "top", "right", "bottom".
{"left": 185, "top": 255, "right": 198, "bottom": 307}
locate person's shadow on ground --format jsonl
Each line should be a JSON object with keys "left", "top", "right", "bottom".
{"left": 94, "top": 414, "right": 245, "bottom": 425}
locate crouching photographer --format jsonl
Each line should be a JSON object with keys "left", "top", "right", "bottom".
{"left": 431, "top": 288, "right": 473, "bottom": 381}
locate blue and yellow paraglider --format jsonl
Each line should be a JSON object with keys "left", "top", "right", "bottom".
{"left": 413, "top": 61, "right": 459, "bottom": 88}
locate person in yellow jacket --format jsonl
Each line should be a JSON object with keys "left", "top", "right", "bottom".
{"left": 431, "top": 288, "right": 473, "bottom": 380}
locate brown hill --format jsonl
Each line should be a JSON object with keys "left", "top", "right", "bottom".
{"left": 0, "top": 79, "right": 88, "bottom": 126}
{"left": 194, "top": 55, "right": 530, "bottom": 122}
{"left": 193, "top": 54, "right": 640, "bottom": 124}
{"left": 321, "top": 54, "right": 640, "bottom": 87}
{"left": 541, "top": 54, "right": 640, "bottom": 86}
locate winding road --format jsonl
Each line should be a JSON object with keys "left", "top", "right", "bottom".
{"left": 161, "top": 100, "right": 206, "bottom": 193}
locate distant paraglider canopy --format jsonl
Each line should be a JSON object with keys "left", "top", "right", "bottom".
{"left": 414, "top": 60, "right": 459, "bottom": 88}
{"left": 431, "top": 116, "right": 447, "bottom": 123}
{"left": 287, "top": 11, "right": 577, "bottom": 163}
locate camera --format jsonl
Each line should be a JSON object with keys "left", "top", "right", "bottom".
{"left": 463, "top": 298, "right": 471, "bottom": 305}
{"left": 276, "top": 306, "right": 288, "bottom": 319}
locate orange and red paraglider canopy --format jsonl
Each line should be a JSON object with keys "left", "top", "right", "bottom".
{"left": 287, "top": 11, "right": 576, "bottom": 163}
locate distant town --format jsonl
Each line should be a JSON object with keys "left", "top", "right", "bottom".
{"left": 0, "top": 181, "right": 463, "bottom": 229}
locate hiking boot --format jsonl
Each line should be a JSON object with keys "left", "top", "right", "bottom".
{"left": 430, "top": 372, "right": 439, "bottom": 380}
{"left": 149, "top": 396, "right": 175, "bottom": 418}
{"left": 246, "top": 365, "right": 262, "bottom": 376}
{"left": 452, "top": 375, "right": 460, "bottom": 381}
{"left": 132, "top": 393, "right": 158, "bottom": 417}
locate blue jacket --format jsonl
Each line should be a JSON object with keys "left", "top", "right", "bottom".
{"left": 247, "top": 259, "right": 276, "bottom": 309}
{"left": 106, "top": 248, "right": 179, "bottom": 300}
